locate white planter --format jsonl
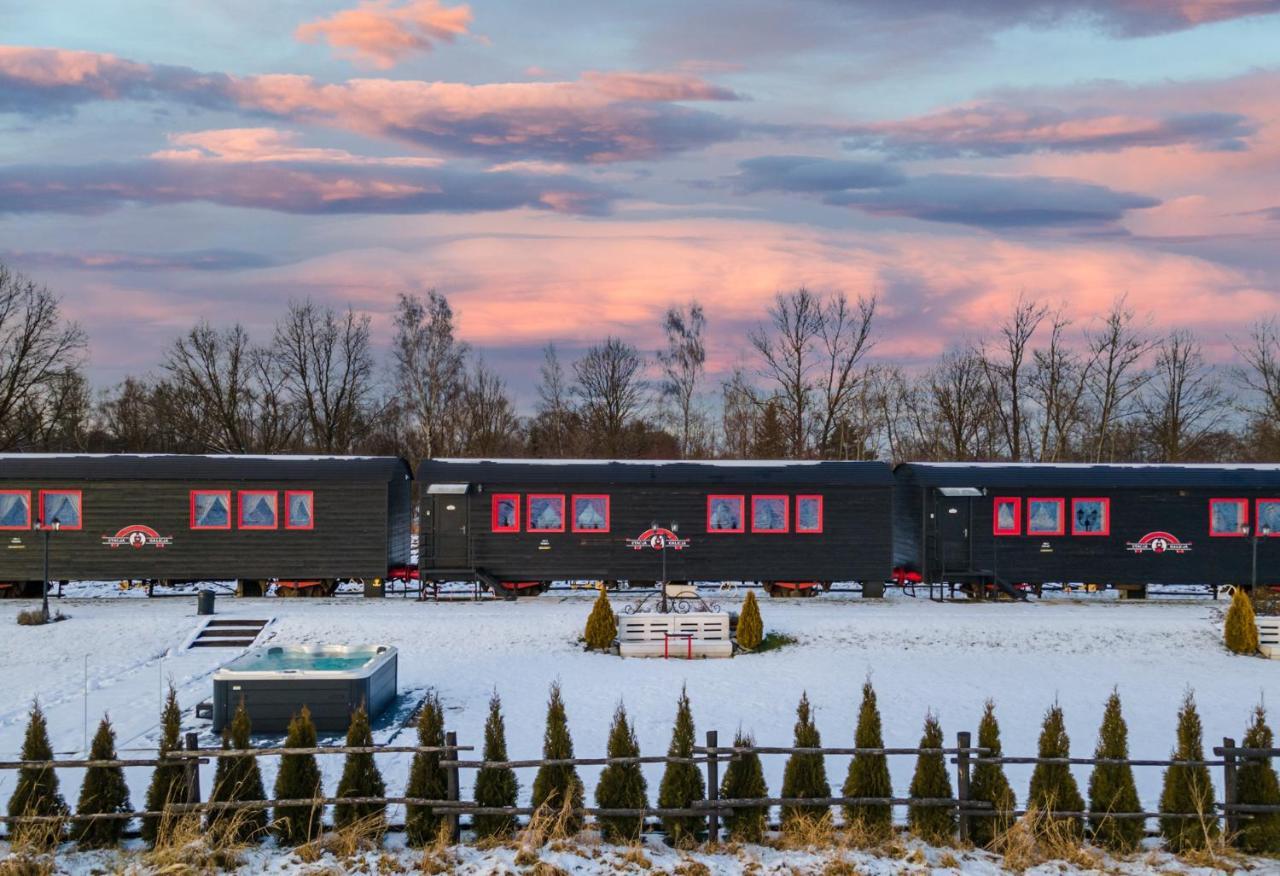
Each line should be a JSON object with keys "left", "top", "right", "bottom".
{"left": 1258, "top": 617, "right": 1280, "bottom": 659}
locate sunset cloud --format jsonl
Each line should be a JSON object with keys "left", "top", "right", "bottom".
{"left": 296, "top": 0, "right": 472, "bottom": 69}
{"left": 151, "top": 127, "right": 445, "bottom": 166}
{"left": 3, "top": 249, "right": 276, "bottom": 272}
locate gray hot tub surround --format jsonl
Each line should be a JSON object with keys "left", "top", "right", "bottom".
{"left": 212, "top": 644, "right": 398, "bottom": 733}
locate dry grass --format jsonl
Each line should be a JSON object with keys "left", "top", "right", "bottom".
{"left": 0, "top": 855, "right": 56, "bottom": 876}
{"left": 672, "top": 858, "right": 711, "bottom": 876}
{"left": 937, "top": 849, "right": 961, "bottom": 868}
{"left": 418, "top": 820, "right": 458, "bottom": 875}
{"left": 991, "top": 806, "right": 1101, "bottom": 872}
{"left": 771, "top": 812, "right": 839, "bottom": 850}
{"left": 142, "top": 812, "right": 247, "bottom": 874}
{"left": 295, "top": 810, "right": 385, "bottom": 865}
{"left": 615, "top": 843, "right": 652, "bottom": 869}
{"left": 530, "top": 863, "right": 571, "bottom": 876}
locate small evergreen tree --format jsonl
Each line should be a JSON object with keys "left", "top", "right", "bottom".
{"left": 334, "top": 704, "right": 386, "bottom": 832}
{"left": 968, "top": 700, "right": 1016, "bottom": 848}
{"left": 584, "top": 587, "right": 618, "bottom": 651}
{"left": 1224, "top": 587, "right": 1259, "bottom": 654}
{"left": 1159, "top": 691, "right": 1218, "bottom": 852}
{"left": 1236, "top": 704, "right": 1280, "bottom": 854}
{"left": 780, "top": 692, "right": 830, "bottom": 827}
{"left": 1087, "top": 691, "right": 1142, "bottom": 852}
{"left": 595, "top": 702, "right": 647, "bottom": 843}
{"left": 907, "top": 712, "right": 954, "bottom": 844}
{"left": 720, "top": 730, "right": 767, "bottom": 842}
{"left": 842, "top": 679, "right": 892, "bottom": 836}
{"left": 530, "top": 682, "right": 584, "bottom": 833}
{"left": 405, "top": 692, "right": 449, "bottom": 845}
{"left": 272, "top": 707, "right": 323, "bottom": 845}
{"left": 473, "top": 692, "right": 519, "bottom": 839}
{"left": 142, "top": 685, "right": 186, "bottom": 846}
{"left": 736, "top": 591, "right": 763, "bottom": 650}
{"left": 7, "top": 700, "right": 68, "bottom": 846}
{"left": 658, "top": 687, "right": 706, "bottom": 845}
{"left": 1027, "top": 704, "right": 1085, "bottom": 836}
{"left": 74, "top": 715, "right": 131, "bottom": 848}
{"left": 207, "top": 700, "right": 267, "bottom": 843}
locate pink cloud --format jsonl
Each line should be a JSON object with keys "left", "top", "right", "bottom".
{"left": 296, "top": 0, "right": 472, "bottom": 69}
{"left": 151, "top": 127, "right": 444, "bottom": 166}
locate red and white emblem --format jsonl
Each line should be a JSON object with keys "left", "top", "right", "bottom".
{"left": 1125, "top": 531, "right": 1192, "bottom": 554}
{"left": 102, "top": 524, "right": 174, "bottom": 549}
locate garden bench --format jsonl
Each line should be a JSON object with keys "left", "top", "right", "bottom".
{"left": 616, "top": 612, "right": 733, "bottom": 659}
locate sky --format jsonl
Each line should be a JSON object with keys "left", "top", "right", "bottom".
{"left": 2, "top": 0, "right": 1279, "bottom": 398}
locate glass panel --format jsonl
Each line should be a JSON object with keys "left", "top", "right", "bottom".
{"left": 1212, "top": 501, "right": 1243, "bottom": 534}
{"left": 240, "top": 492, "right": 277, "bottom": 528}
{"left": 494, "top": 496, "right": 517, "bottom": 530}
{"left": 1028, "top": 499, "right": 1061, "bottom": 534}
{"left": 994, "top": 499, "right": 1018, "bottom": 533}
{"left": 0, "top": 493, "right": 30, "bottom": 527}
{"left": 1259, "top": 501, "right": 1280, "bottom": 535}
{"left": 709, "top": 497, "right": 742, "bottom": 531}
{"left": 797, "top": 497, "right": 822, "bottom": 531}
{"left": 573, "top": 497, "right": 608, "bottom": 530}
{"left": 287, "top": 493, "right": 313, "bottom": 528}
{"left": 194, "top": 493, "right": 228, "bottom": 528}
{"left": 753, "top": 497, "right": 787, "bottom": 531}
{"left": 529, "top": 496, "right": 564, "bottom": 530}
{"left": 42, "top": 491, "right": 81, "bottom": 528}
{"left": 1073, "top": 500, "right": 1107, "bottom": 534}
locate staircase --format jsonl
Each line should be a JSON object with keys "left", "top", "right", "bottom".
{"left": 189, "top": 618, "right": 269, "bottom": 649}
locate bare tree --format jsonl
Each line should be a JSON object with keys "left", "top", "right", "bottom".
{"left": 1084, "top": 296, "right": 1153, "bottom": 462}
{"left": 532, "top": 343, "right": 575, "bottom": 457}
{"left": 813, "top": 293, "right": 877, "bottom": 458}
{"left": 25, "top": 367, "right": 91, "bottom": 451}
{"left": 1141, "top": 330, "right": 1228, "bottom": 461}
{"left": 928, "top": 348, "right": 993, "bottom": 460}
{"left": 748, "top": 288, "right": 823, "bottom": 457}
{"left": 719, "top": 366, "right": 758, "bottom": 459}
{"left": 0, "top": 264, "right": 87, "bottom": 450}
{"left": 163, "top": 322, "right": 263, "bottom": 453}
{"left": 1233, "top": 318, "right": 1280, "bottom": 457}
{"left": 1030, "top": 310, "right": 1091, "bottom": 461}
{"left": 658, "top": 302, "right": 708, "bottom": 458}
{"left": 393, "top": 291, "right": 468, "bottom": 464}
{"left": 978, "top": 295, "right": 1048, "bottom": 460}
{"left": 573, "top": 337, "right": 647, "bottom": 456}
{"left": 456, "top": 359, "right": 523, "bottom": 456}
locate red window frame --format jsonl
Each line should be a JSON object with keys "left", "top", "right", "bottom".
{"left": 992, "top": 496, "right": 1021, "bottom": 536}
{"left": 491, "top": 493, "right": 520, "bottom": 533}
{"left": 190, "top": 490, "right": 231, "bottom": 530}
{"left": 570, "top": 494, "right": 610, "bottom": 533}
{"left": 751, "top": 495, "right": 790, "bottom": 533}
{"left": 38, "top": 489, "right": 83, "bottom": 531}
{"left": 237, "top": 490, "right": 278, "bottom": 531}
{"left": 1026, "top": 497, "right": 1065, "bottom": 536}
{"left": 527, "top": 494, "right": 566, "bottom": 533}
{"left": 1256, "top": 499, "right": 1280, "bottom": 536}
{"left": 1209, "top": 498, "right": 1248, "bottom": 537}
{"left": 0, "top": 489, "right": 32, "bottom": 530}
{"left": 284, "top": 490, "right": 315, "bottom": 531}
{"left": 706, "top": 494, "right": 745, "bottom": 533}
{"left": 795, "top": 494, "right": 824, "bottom": 534}
{"left": 1071, "top": 497, "right": 1111, "bottom": 537}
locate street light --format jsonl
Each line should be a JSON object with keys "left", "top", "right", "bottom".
{"left": 1250, "top": 522, "right": 1272, "bottom": 594}
{"left": 655, "top": 520, "right": 679, "bottom": 613}
{"left": 36, "top": 518, "right": 60, "bottom": 622}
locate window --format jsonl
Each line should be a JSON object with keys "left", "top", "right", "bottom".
{"left": 752, "top": 495, "right": 789, "bottom": 533}
{"left": 993, "top": 497, "right": 1021, "bottom": 536}
{"left": 238, "top": 490, "right": 278, "bottom": 530}
{"left": 1258, "top": 500, "right": 1280, "bottom": 536}
{"left": 1071, "top": 498, "right": 1110, "bottom": 536}
{"left": 0, "top": 490, "right": 31, "bottom": 530}
{"left": 1026, "top": 498, "right": 1064, "bottom": 536}
{"left": 39, "top": 490, "right": 82, "bottom": 530}
{"left": 1210, "top": 498, "right": 1248, "bottom": 536}
{"left": 796, "top": 495, "right": 824, "bottom": 533}
{"left": 190, "top": 490, "right": 231, "bottom": 530}
{"left": 285, "top": 491, "right": 314, "bottom": 530}
{"left": 491, "top": 493, "right": 520, "bottom": 533}
{"left": 707, "top": 495, "right": 744, "bottom": 533}
{"left": 571, "top": 495, "right": 610, "bottom": 532}
{"left": 527, "top": 494, "right": 565, "bottom": 532}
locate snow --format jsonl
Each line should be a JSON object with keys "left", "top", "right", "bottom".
{"left": 431, "top": 457, "right": 834, "bottom": 467}
{"left": 0, "top": 587, "right": 1276, "bottom": 873}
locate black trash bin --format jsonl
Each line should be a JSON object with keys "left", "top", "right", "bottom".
{"left": 197, "top": 589, "right": 216, "bottom": 615}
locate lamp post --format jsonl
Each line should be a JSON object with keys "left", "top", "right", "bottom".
{"left": 655, "top": 521, "right": 679, "bottom": 613}
{"left": 1251, "top": 522, "right": 1271, "bottom": 594}
{"left": 37, "top": 519, "right": 60, "bottom": 622}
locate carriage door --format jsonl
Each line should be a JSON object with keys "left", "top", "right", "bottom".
{"left": 936, "top": 487, "right": 981, "bottom": 574}
{"left": 427, "top": 484, "right": 470, "bottom": 567}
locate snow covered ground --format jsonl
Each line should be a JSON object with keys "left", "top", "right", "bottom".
{"left": 0, "top": 587, "right": 1276, "bottom": 873}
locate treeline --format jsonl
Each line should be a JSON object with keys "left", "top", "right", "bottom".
{"left": 5, "top": 259, "right": 1280, "bottom": 463}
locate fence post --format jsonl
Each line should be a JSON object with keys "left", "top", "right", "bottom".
{"left": 445, "top": 730, "right": 460, "bottom": 843}
{"left": 706, "top": 730, "right": 720, "bottom": 844}
{"left": 956, "top": 731, "right": 972, "bottom": 844}
{"left": 183, "top": 732, "right": 201, "bottom": 806}
{"left": 1222, "top": 736, "right": 1237, "bottom": 839}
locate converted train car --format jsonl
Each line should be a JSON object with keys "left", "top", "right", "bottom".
{"left": 0, "top": 454, "right": 412, "bottom": 597}
{"left": 417, "top": 458, "right": 894, "bottom": 596}
{"left": 893, "top": 462, "right": 1280, "bottom": 596}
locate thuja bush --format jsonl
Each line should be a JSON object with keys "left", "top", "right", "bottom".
{"left": 7, "top": 701, "right": 67, "bottom": 846}
{"left": 334, "top": 704, "right": 386, "bottom": 832}
{"left": 473, "top": 692, "right": 519, "bottom": 839}
{"left": 720, "top": 730, "right": 767, "bottom": 842}
{"left": 780, "top": 692, "right": 830, "bottom": 828}
{"left": 1086, "top": 691, "right": 1142, "bottom": 853}
{"left": 73, "top": 715, "right": 131, "bottom": 848}
{"left": 736, "top": 590, "right": 764, "bottom": 651}
{"left": 1236, "top": 704, "right": 1280, "bottom": 854}
{"left": 207, "top": 700, "right": 267, "bottom": 843}
{"left": 584, "top": 587, "right": 617, "bottom": 651}
{"left": 595, "top": 702, "right": 647, "bottom": 843}
{"left": 1225, "top": 586, "right": 1260, "bottom": 655}
{"left": 657, "top": 687, "right": 705, "bottom": 845}
{"left": 968, "top": 700, "right": 1016, "bottom": 848}
{"left": 1027, "top": 703, "right": 1085, "bottom": 837}
{"left": 1159, "top": 691, "right": 1217, "bottom": 852}
{"left": 272, "top": 707, "right": 323, "bottom": 846}
{"left": 842, "top": 679, "right": 892, "bottom": 837}
{"left": 142, "top": 685, "right": 187, "bottom": 846}
{"left": 530, "top": 682, "right": 584, "bottom": 833}
{"left": 405, "top": 692, "right": 449, "bottom": 845}
{"left": 906, "top": 712, "right": 954, "bottom": 845}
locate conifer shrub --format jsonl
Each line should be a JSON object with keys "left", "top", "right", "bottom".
{"left": 1224, "top": 586, "right": 1260, "bottom": 654}
{"left": 207, "top": 699, "right": 267, "bottom": 843}
{"left": 969, "top": 700, "right": 1016, "bottom": 848}
{"left": 595, "top": 702, "right": 647, "bottom": 843}
{"left": 584, "top": 587, "right": 618, "bottom": 651}
{"left": 907, "top": 712, "right": 954, "bottom": 844}
{"left": 842, "top": 679, "right": 892, "bottom": 837}
{"left": 272, "top": 707, "right": 323, "bottom": 845}
{"left": 334, "top": 704, "right": 386, "bottom": 832}
{"left": 1027, "top": 704, "right": 1085, "bottom": 837}
{"left": 74, "top": 715, "right": 131, "bottom": 848}
{"left": 658, "top": 687, "right": 706, "bottom": 845}
{"left": 405, "top": 692, "right": 449, "bottom": 845}
{"left": 736, "top": 591, "right": 764, "bottom": 651}
{"left": 1086, "top": 691, "right": 1142, "bottom": 852}
{"left": 473, "top": 691, "right": 519, "bottom": 839}
{"left": 780, "top": 692, "right": 830, "bottom": 828}
{"left": 530, "top": 682, "right": 584, "bottom": 833}
{"left": 1158, "top": 691, "right": 1218, "bottom": 852}
{"left": 7, "top": 700, "right": 68, "bottom": 846}
{"left": 1236, "top": 704, "right": 1280, "bottom": 854}
{"left": 142, "top": 685, "right": 187, "bottom": 846}
{"left": 720, "top": 730, "right": 767, "bottom": 843}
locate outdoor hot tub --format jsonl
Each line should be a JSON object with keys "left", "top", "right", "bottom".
{"left": 212, "top": 644, "right": 398, "bottom": 734}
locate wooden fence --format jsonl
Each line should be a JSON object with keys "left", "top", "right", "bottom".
{"left": 1, "top": 729, "right": 1277, "bottom": 847}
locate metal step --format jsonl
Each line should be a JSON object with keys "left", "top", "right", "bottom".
{"left": 189, "top": 640, "right": 258, "bottom": 648}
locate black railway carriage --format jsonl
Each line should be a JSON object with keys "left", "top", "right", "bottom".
{"left": 417, "top": 458, "right": 894, "bottom": 594}
{"left": 894, "top": 462, "right": 1280, "bottom": 593}
{"left": 0, "top": 454, "right": 412, "bottom": 596}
